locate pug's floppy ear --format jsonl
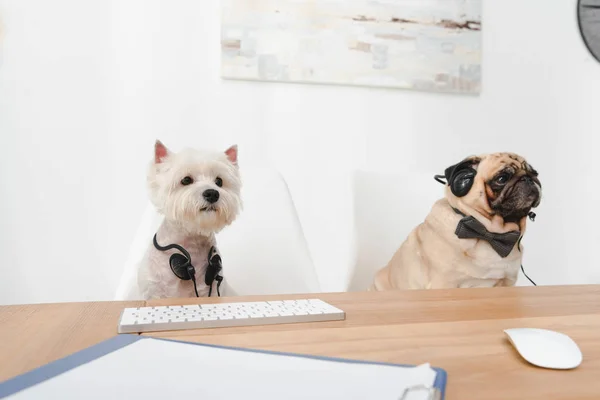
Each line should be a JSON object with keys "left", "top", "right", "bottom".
{"left": 444, "top": 157, "right": 481, "bottom": 198}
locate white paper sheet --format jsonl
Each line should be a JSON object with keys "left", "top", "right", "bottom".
{"left": 6, "top": 338, "right": 438, "bottom": 400}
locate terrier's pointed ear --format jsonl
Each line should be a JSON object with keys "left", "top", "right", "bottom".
{"left": 154, "top": 140, "right": 170, "bottom": 164}
{"left": 225, "top": 145, "right": 238, "bottom": 165}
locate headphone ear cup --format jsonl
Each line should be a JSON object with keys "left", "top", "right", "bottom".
{"left": 169, "top": 254, "right": 192, "bottom": 280}
{"left": 450, "top": 168, "right": 476, "bottom": 197}
{"left": 205, "top": 247, "right": 223, "bottom": 286}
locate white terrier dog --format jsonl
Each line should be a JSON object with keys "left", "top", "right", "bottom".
{"left": 136, "top": 140, "right": 242, "bottom": 300}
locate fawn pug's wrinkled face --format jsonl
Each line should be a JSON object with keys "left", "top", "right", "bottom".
{"left": 148, "top": 140, "right": 242, "bottom": 236}
{"left": 445, "top": 153, "right": 542, "bottom": 224}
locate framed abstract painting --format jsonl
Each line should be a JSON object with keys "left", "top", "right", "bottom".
{"left": 221, "top": 0, "right": 482, "bottom": 95}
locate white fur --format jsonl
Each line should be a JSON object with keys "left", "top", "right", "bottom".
{"left": 135, "top": 142, "right": 242, "bottom": 300}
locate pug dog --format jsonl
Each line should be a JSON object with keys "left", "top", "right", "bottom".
{"left": 370, "top": 153, "right": 542, "bottom": 290}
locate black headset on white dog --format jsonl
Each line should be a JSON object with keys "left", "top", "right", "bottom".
{"left": 152, "top": 234, "right": 223, "bottom": 297}
{"left": 434, "top": 159, "right": 538, "bottom": 286}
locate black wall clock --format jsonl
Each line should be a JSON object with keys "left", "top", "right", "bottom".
{"left": 579, "top": 0, "right": 600, "bottom": 62}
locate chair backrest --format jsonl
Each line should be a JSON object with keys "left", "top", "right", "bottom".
{"left": 114, "top": 202, "right": 163, "bottom": 300}
{"left": 114, "top": 167, "right": 320, "bottom": 300}
{"left": 217, "top": 167, "right": 321, "bottom": 296}
{"left": 346, "top": 169, "right": 443, "bottom": 291}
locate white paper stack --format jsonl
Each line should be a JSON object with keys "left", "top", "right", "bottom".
{"left": 0, "top": 336, "right": 446, "bottom": 400}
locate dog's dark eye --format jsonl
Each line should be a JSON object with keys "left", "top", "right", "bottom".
{"left": 180, "top": 176, "right": 194, "bottom": 186}
{"left": 215, "top": 177, "right": 223, "bottom": 187}
{"left": 495, "top": 173, "right": 510, "bottom": 185}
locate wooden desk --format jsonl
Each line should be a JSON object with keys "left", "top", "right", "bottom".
{"left": 1, "top": 286, "right": 600, "bottom": 399}
{"left": 0, "top": 300, "right": 143, "bottom": 382}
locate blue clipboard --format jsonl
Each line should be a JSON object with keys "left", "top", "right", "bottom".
{"left": 0, "top": 335, "right": 447, "bottom": 399}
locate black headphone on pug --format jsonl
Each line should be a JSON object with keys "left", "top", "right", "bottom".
{"left": 434, "top": 159, "right": 477, "bottom": 198}
{"left": 152, "top": 234, "right": 223, "bottom": 297}
{"left": 434, "top": 159, "right": 537, "bottom": 222}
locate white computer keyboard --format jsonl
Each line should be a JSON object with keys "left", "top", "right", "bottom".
{"left": 118, "top": 299, "right": 345, "bottom": 334}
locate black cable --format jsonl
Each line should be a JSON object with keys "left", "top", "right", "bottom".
{"left": 187, "top": 265, "right": 199, "bottom": 297}
{"left": 216, "top": 276, "right": 223, "bottom": 297}
{"left": 521, "top": 264, "right": 537, "bottom": 286}
{"left": 434, "top": 175, "right": 447, "bottom": 185}
{"left": 190, "top": 275, "right": 199, "bottom": 297}
{"left": 153, "top": 234, "right": 192, "bottom": 260}
{"left": 207, "top": 276, "right": 223, "bottom": 297}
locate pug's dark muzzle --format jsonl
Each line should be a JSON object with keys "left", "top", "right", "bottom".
{"left": 492, "top": 175, "right": 542, "bottom": 223}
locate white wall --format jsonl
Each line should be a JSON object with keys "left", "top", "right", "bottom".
{"left": 1, "top": 0, "right": 599, "bottom": 304}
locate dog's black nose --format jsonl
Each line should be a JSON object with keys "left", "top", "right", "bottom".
{"left": 522, "top": 175, "right": 533, "bottom": 184}
{"left": 203, "top": 189, "right": 220, "bottom": 204}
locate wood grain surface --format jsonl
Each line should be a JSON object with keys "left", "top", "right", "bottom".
{"left": 2, "top": 286, "right": 600, "bottom": 399}
{"left": 0, "top": 300, "right": 142, "bottom": 381}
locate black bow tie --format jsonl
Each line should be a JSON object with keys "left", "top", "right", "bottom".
{"left": 455, "top": 215, "right": 521, "bottom": 258}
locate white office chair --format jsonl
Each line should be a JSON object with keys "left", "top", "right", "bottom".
{"left": 346, "top": 169, "right": 442, "bottom": 291}
{"left": 114, "top": 167, "right": 321, "bottom": 300}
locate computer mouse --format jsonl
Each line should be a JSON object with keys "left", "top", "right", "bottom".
{"left": 504, "top": 328, "right": 583, "bottom": 370}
